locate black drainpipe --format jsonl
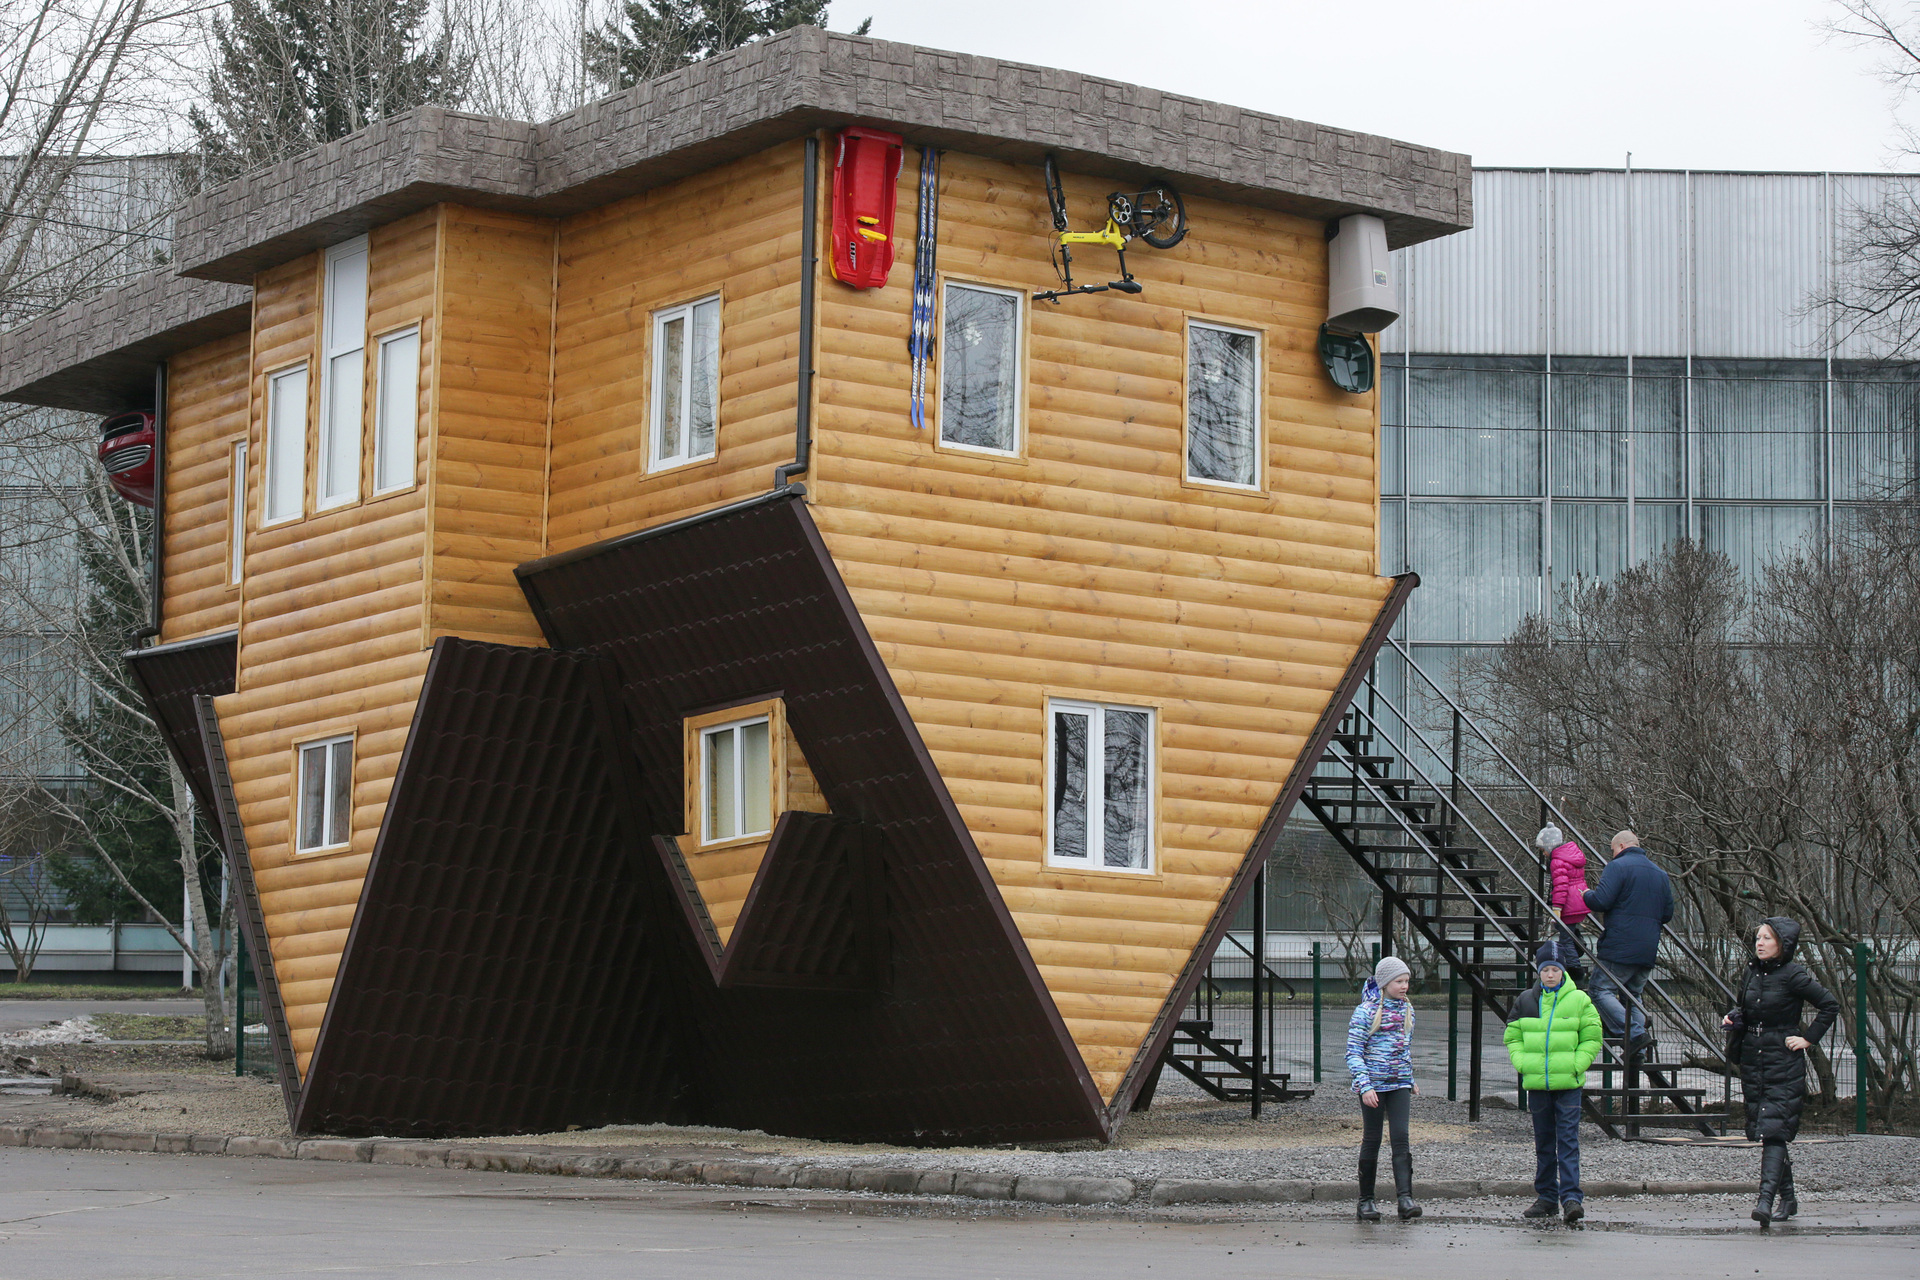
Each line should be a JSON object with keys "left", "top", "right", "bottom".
{"left": 129, "top": 361, "right": 167, "bottom": 643}
{"left": 774, "top": 132, "right": 820, "bottom": 490}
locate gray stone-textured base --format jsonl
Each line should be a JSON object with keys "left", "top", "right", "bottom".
{"left": 0, "top": 1123, "right": 1762, "bottom": 1208}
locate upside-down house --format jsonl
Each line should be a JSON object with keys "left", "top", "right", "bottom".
{"left": 0, "top": 28, "right": 1471, "bottom": 1142}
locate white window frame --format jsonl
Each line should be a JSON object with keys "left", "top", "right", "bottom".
{"left": 1184, "top": 318, "right": 1263, "bottom": 491}
{"left": 372, "top": 325, "right": 421, "bottom": 495}
{"left": 317, "top": 236, "right": 369, "bottom": 511}
{"left": 937, "top": 279, "right": 1023, "bottom": 457}
{"left": 262, "top": 362, "right": 308, "bottom": 527}
{"left": 698, "top": 714, "right": 771, "bottom": 846}
{"left": 1044, "top": 698, "right": 1157, "bottom": 874}
{"left": 228, "top": 439, "right": 247, "bottom": 585}
{"left": 295, "top": 733, "right": 354, "bottom": 853}
{"left": 648, "top": 294, "right": 722, "bottom": 473}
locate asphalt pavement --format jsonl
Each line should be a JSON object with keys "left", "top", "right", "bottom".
{"left": 0, "top": 999, "right": 202, "bottom": 1035}
{"left": 1, "top": 1147, "right": 1913, "bottom": 1279}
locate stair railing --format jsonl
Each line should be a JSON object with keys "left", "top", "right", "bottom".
{"left": 1374, "top": 640, "right": 1735, "bottom": 1051}
{"left": 1331, "top": 688, "right": 1715, "bottom": 1061}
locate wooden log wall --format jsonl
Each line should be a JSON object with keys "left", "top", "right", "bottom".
{"left": 807, "top": 151, "right": 1391, "bottom": 1102}
{"left": 545, "top": 142, "right": 805, "bottom": 555}
{"left": 159, "top": 331, "right": 249, "bottom": 643}
{"left": 427, "top": 206, "right": 555, "bottom": 648}
{"left": 213, "top": 210, "right": 439, "bottom": 1074}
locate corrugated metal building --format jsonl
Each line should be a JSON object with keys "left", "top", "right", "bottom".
{"left": 1378, "top": 168, "right": 1920, "bottom": 674}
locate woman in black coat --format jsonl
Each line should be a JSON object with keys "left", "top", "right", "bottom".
{"left": 1721, "top": 916, "right": 1840, "bottom": 1228}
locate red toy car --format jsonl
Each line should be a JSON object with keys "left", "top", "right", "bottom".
{"left": 98, "top": 410, "right": 156, "bottom": 507}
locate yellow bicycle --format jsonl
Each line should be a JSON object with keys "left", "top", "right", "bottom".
{"left": 1036, "top": 155, "right": 1187, "bottom": 303}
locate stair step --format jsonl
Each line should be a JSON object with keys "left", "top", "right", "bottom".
{"left": 1584, "top": 1087, "right": 1709, "bottom": 1099}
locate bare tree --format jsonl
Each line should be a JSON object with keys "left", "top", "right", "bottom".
{"left": 1, "top": 1, "right": 232, "bottom": 1052}
{"left": 0, "top": 844, "right": 59, "bottom": 984}
{"left": 1819, "top": 3, "right": 1920, "bottom": 355}
{"left": 1464, "top": 520, "right": 1920, "bottom": 1126}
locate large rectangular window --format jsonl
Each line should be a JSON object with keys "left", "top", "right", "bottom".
{"left": 1401, "top": 357, "right": 1544, "bottom": 497}
{"left": 373, "top": 327, "right": 420, "bottom": 494}
{"left": 296, "top": 734, "right": 353, "bottom": 853}
{"left": 228, "top": 440, "right": 247, "bottom": 584}
{"left": 317, "top": 237, "right": 369, "bottom": 510}
{"left": 263, "top": 363, "right": 307, "bottom": 525}
{"left": 1047, "top": 699, "right": 1154, "bottom": 873}
{"left": 650, "top": 295, "right": 721, "bottom": 471}
{"left": 1186, "top": 321, "right": 1260, "bottom": 488}
{"left": 939, "top": 281, "right": 1020, "bottom": 454}
{"left": 701, "top": 715, "right": 771, "bottom": 845}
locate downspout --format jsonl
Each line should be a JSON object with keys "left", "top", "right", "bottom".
{"left": 774, "top": 133, "right": 820, "bottom": 490}
{"left": 129, "top": 361, "right": 167, "bottom": 642}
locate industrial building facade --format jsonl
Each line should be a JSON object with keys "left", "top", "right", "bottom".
{"left": 1377, "top": 168, "right": 1920, "bottom": 681}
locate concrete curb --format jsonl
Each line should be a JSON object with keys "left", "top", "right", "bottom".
{"left": 0, "top": 1123, "right": 1771, "bottom": 1208}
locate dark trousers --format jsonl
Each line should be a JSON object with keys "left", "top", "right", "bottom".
{"left": 1528, "top": 1087, "right": 1583, "bottom": 1203}
{"left": 1358, "top": 1087, "right": 1412, "bottom": 1162}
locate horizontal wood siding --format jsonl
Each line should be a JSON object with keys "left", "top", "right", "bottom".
{"left": 546, "top": 142, "right": 804, "bottom": 554}
{"left": 809, "top": 152, "right": 1390, "bottom": 1102}
{"left": 160, "top": 332, "right": 249, "bottom": 642}
{"left": 214, "top": 212, "right": 440, "bottom": 1075}
{"left": 428, "top": 206, "right": 555, "bottom": 648}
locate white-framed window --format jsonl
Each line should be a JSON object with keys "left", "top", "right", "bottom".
{"left": 263, "top": 362, "right": 308, "bottom": 526}
{"left": 373, "top": 326, "right": 420, "bottom": 494}
{"left": 1186, "top": 320, "right": 1261, "bottom": 488}
{"left": 295, "top": 733, "right": 353, "bottom": 853}
{"left": 649, "top": 294, "right": 721, "bottom": 471}
{"left": 317, "top": 236, "right": 369, "bottom": 510}
{"left": 939, "top": 280, "right": 1021, "bottom": 455}
{"left": 1047, "top": 699, "right": 1155, "bottom": 873}
{"left": 228, "top": 439, "right": 247, "bottom": 584}
{"left": 700, "top": 714, "right": 771, "bottom": 844}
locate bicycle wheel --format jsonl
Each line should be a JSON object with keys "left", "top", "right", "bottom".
{"left": 1134, "top": 181, "right": 1187, "bottom": 249}
{"left": 1044, "top": 154, "right": 1069, "bottom": 233}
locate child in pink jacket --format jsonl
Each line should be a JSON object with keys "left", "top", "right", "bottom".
{"left": 1536, "top": 825, "right": 1590, "bottom": 974}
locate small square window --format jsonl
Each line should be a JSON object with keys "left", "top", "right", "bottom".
{"left": 1047, "top": 699, "right": 1154, "bottom": 872}
{"left": 701, "top": 715, "right": 771, "bottom": 844}
{"left": 1187, "top": 321, "right": 1261, "bottom": 488}
{"left": 939, "top": 281, "right": 1021, "bottom": 454}
{"left": 650, "top": 295, "right": 721, "bottom": 471}
{"left": 296, "top": 734, "right": 353, "bottom": 852}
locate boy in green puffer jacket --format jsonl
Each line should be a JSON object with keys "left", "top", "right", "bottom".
{"left": 1504, "top": 939, "right": 1602, "bottom": 1225}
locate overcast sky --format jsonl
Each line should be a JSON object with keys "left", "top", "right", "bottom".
{"left": 824, "top": 0, "right": 1913, "bottom": 172}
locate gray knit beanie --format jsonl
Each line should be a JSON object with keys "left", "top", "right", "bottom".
{"left": 1373, "top": 955, "right": 1411, "bottom": 988}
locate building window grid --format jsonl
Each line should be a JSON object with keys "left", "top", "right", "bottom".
{"left": 1383, "top": 355, "right": 1911, "bottom": 657}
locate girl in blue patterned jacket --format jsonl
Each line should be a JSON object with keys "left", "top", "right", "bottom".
{"left": 1347, "top": 955, "right": 1421, "bottom": 1221}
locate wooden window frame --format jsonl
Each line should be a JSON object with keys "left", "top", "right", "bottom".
{"left": 682, "top": 698, "right": 787, "bottom": 852}
{"left": 228, "top": 438, "right": 247, "bottom": 586}
{"left": 934, "top": 277, "right": 1026, "bottom": 460}
{"left": 371, "top": 325, "right": 422, "bottom": 497}
{"left": 1182, "top": 316, "right": 1265, "bottom": 494}
{"left": 647, "top": 292, "right": 723, "bottom": 475}
{"left": 292, "top": 729, "right": 356, "bottom": 856}
{"left": 316, "top": 236, "right": 370, "bottom": 512}
{"left": 261, "top": 361, "right": 309, "bottom": 527}
{"left": 1043, "top": 696, "right": 1159, "bottom": 876}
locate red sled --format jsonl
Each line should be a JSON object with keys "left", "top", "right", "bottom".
{"left": 829, "top": 126, "right": 904, "bottom": 289}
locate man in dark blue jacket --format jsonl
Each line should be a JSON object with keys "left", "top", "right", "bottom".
{"left": 1581, "top": 830, "right": 1674, "bottom": 1051}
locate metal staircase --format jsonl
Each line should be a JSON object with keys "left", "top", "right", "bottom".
{"left": 1299, "top": 639, "right": 1737, "bottom": 1140}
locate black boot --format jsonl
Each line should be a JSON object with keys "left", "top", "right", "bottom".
{"left": 1356, "top": 1157, "right": 1381, "bottom": 1222}
{"left": 1392, "top": 1151, "right": 1422, "bottom": 1220}
{"left": 1753, "top": 1142, "right": 1787, "bottom": 1227}
{"left": 1775, "top": 1150, "right": 1797, "bottom": 1221}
